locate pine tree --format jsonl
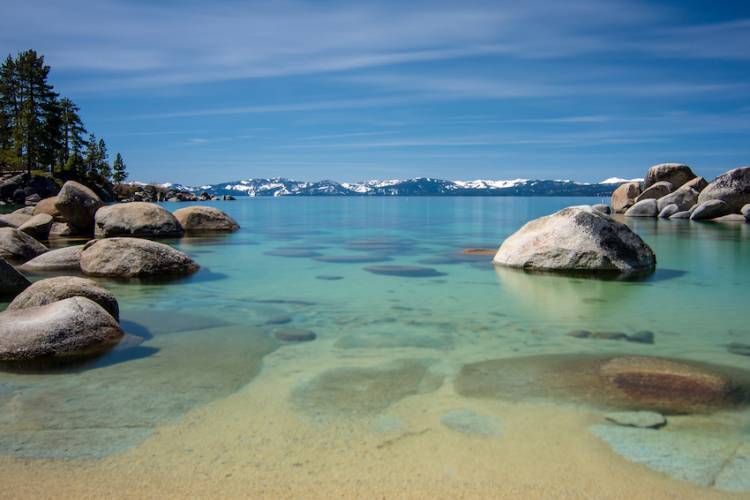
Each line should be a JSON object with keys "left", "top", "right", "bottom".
{"left": 96, "top": 138, "right": 111, "bottom": 180}
{"left": 56, "top": 98, "right": 86, "bottom": 167}
{"left": 112, "top": 152, "right": 128, "bottom": 183}
{"left": 0, "top": 55, "right": 20, "bottom": 168}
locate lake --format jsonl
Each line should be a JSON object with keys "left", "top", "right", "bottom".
{"left": 1, "top": 197, "right": 749, "bottom": 498}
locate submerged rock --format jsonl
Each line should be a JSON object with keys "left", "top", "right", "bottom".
{"left": 7, "top": 276, "right": 119, "bottom": 320}
{"left": 690, "top": 200, "right": 732, "bottom": 221}
{"left": 643, "top": 163, "right": 696, "bottom": 189}
{"left": 611, "top": 182, "right": 641, "bottom": 213}
{"left": 0, "top": 228, "right": 48, "bottom": 262}
{"left": 624, "top": 199, "right": 658, "bottom": 217}
{"left": 728, "top": 343, "right": 750, "bottom": 357}
{"left": 94, "top": 202, "right": 184, "bottom": 238}
{"left": 273, "top": 328, "right": 317, "bottom": 342}
{"left": 173, "top": 206, "right": 239, "bottom": 233}
{"left": 54, "top": 181, "right": 103, "bottom": 230}
{"left": 364, "top": 265, "right": 445, "bottom": 278}
{"left": 80, "top": 237, "right": 199, "bottom": 278}
{"left": 18, "top": 245, "right": 83, "bottom": 273}
{"left": 604, "top": 411, "right": 666, "bottom": 429}
{"left": 0, "top": 297, "right": 123, "bottom": 362}
{"left": 493, "top": 206, "right": 655, "bottom": 276}
{"left": 441, "top": 409, "right": 502, "bottom": 436}
{"left": 698, "top": 166, "right": 750, "bottom": 213}
{"left": 0, "top": 258, "right": 30, "bottom": 295}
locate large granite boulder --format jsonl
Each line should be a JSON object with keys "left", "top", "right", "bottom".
{"left": 18, "top": 213, "right": 53, "bottom": 240}
{"left": 698, "top": 166, "right": 750, "bottom": 213}
{"left": 691, "top": 200, "right": 732, "bottom": 221}
{"left": 635, "top": 181, "right": 672, "bottom": 203}
{"left": 611, "top": 182, "right": 641, "bottom": 214}
{"left": 0, "top": 228, "right": 48, "bottom": 262}
{"left": 7, "top": 276, "right": 119, "bottom": 320}
{"left": 0, "top": 258, "right": 30, "bottom": 295}
{"left": 48, "top": 222, "right": 77, "bottom": 238}
{"left": 624, "top": 199, "right": 658, "bottom": 217}
{"left": 18, "top": 245, "right": 83, "bottom": 273}
{"left": 643, "top": 163, "right": 696, "bottom": 189}
{"left": 173, "top": 206, "right": 239, "bottom": 233}
{"left": 55, "top": 181, "right": 103, "bottom": 230}
{"left": 0, "top": 212, "right": 32, "bottom": 228}
{"left": 683, "top": 176, "right": 708, "bottom": 193}
{"left": 0, "top": 297, "right": 123, "bottom": 362}
{"left": 669, "top": 211, "right": 691, "bottom": 219}
{"left": 80, "top": 237, "right": 199, "bottom": 278}
{"left": 492, "top": 206, "right": 655, "bottom": 276}
{"left": 656, "top": 187, "right": 699, "bottom": 212}
{"left": 658, "top": 204, "right": 680, "bottom": 219}
{"left": 94, "top": 202, "right": 183, "bottom": 238}
{"left": 32, "top": 196, "right": 62, "bottom": 220}
{"left": 742, "top": 204, "right": 750, "bottom": 222}
{"left": 600, "top": 356, "right": 739, "bottom": 414}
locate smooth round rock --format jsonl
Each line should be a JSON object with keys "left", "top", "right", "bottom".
{"left": 94, "top": 202, "right": 184, "bottom": 238}
{"left": 683, "top": 176, "right": 708, "bottom": 193}
{"left": 0, "top": 258, "right": 30, "bottom": 295}
{"left": 0, "top": 227, "right": 48, "bottom": 262}
{"left": 691, "top": 200, "right": 732, "bottom": 221}
{"left": 364, "top": 265, "right": 445, "bottom": 278}
{"left": 55, "top": 181, "right": 103, "bottom": 230}
{"left": 173, "top": 206, "right": 239, "bottom": 233}
{"left": 669, "top": 211, "right": 692, "bottom": 219}
{"left": 611, "top": 182, "right": 642, "bottom": 213}
{"left": 658, "top": 204, "right": 680, "bottom": 219}
{"left": 273, "top": 328, "right": 316, "bottom": 342}
{"left": 605, "top": 411, "right": 667, "bottom": 429}
{"left": 18, "top": 245, "right": 83, "bottom": 273}
{"left": 18, "top": 213, "right": 53, "bottom": 240}
{"left": 643, "top": 163, "right": 696, "bottom": 189}
{"left": 0, "top": 213, "right": 32, "bottom": 228}
{"left": 656, "top": 187, "right": 699, "bottom": 212}
{"left": 698, "top": 166, "right": 750, "bottom": 213}
{"left": 625, "top": 199, "right": 658, "bottom": 217}
{"left": 591, "top": 204, "right": 611, "bottom": 215}
{"left": 493, "top": 206, "right": 655, "bottom": 275}
{"left": 0, "top": 297, "right": 123, "bottom": 361}
{"left": 33, "top": 196, "right": 62, "bottom": 219}
{"left": 7, "top": 276, "right": 119, "bottom": 320}
{"left": 635, "top": 181, "right": 673, "bottom": 203}
{"left": 742, "top": 204, "right": 750, "bottom": 222}
{"left": 80, "top": 237, "right": 199, "bottom": 278}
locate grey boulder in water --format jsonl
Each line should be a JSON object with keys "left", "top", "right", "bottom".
{"left": 493, "top": 206, "right": 656, "bottom": 276}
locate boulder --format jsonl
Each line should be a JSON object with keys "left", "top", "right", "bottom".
{"left": 13, "top": 206, "right": 35, "bottom": 215}
{"left": 691, "top": 200, "right": 732, "bottom": 221}
{"left": 683, "top": 176, "right": 708, "bottom": 193}
{"left": 48, "top": 222, "right": 76, "bottom": 238}
{"left": 656, "top": 187, "right": 699, "bottom": 212}
{"left": 611, "top": 182, "right": 641, "bottom": 214}
{"left": 643, "top": 163, "right": 696, "bottom": 189}
{"left": 624, "top": 199, "right": 658, "bottom": 217}
{"left": 0, "top": 258, "right": 30, "bottom": 295}
{"left": 743, "top": 204, "right": 750, "bottom": 222}
{"left": 0, "top": 228, "right": 48, "bottom": 262}
{"left": 18, "top": 213, "right": 53, "bottom": 240}
{"left": 173, "top": 206, "right": 239, "bottom": 233}
{"left": 591, "top": 204, "right": 611, "bottom": 215}
{"left": 600, "top": 356, "right": 739, "bottom": 414}
{"left": 711, "top": 214, "right": 746, "bottom": 222}
{"left": 18, "top": 245, "right": 83, "bottom": 273}
{"left": 698, "top": 166, "right": 750, "bottom": 213}
{"left": 492, "top": 206, "right": 656, "bottom": 275}
{"left": 94, "top": 202, "right": 184, "bottom": 238}
{"left": 0, "top": 212, "right": 32, "bottom": 228}
{"left": 54, "top": 181, "right": 103, "bottom": 230}
{"left": 669, "top": 211, "right": 691, "bottom": 219}
{"left": 0, "top": 297, "right": 123, "bottom": 362}
{"left": 7, "top": 276, "right": 119, "bottom": 320}
{"left": 25, "top": 193, "right": 41, "bottom": 205}
{"left": 33, "top": 196, "right": 62, "bottom": 220}
{"left": 658, "top": 204, "right": 680, "bottom": 219}
{"left": 635, "top": 181, "right": 673, "bottom": 203}
{"left": 80, "top": 237, "right": 199, "bottom": 278}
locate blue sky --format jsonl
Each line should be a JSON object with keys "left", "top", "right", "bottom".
{"left": 2, "top": 0, "right": 749, "bottom": 184}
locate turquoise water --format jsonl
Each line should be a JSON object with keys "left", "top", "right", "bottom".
{"left": 1, "top": 197, "right": 749, "bottom": 495}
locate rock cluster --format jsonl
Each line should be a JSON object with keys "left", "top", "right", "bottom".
{"left": 611, "top": 164, "right": 750, "bottom": 223}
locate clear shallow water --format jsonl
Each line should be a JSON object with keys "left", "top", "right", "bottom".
{"left": 1, "top": 197, "right": 749, "bottom": 496}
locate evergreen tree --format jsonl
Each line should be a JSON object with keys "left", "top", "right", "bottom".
{"left": 0, "top": 55, "right": 20, "bottom": 168}
{"left": 96, "top": 138, "right": 111, "bottom": 180}
{"left": 112, "top": 152, "right": 128, "bottom": 183}
{"left": 56, "top": 98, "right": 86, "bottom": 166}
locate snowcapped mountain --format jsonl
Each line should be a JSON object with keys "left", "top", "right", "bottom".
{"left": 139, "top": 177, "right": 628, "bottom": 197}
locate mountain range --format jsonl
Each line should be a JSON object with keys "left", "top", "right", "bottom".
{"left": 147, "top": 177, "right": 639, "bottom": 197}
